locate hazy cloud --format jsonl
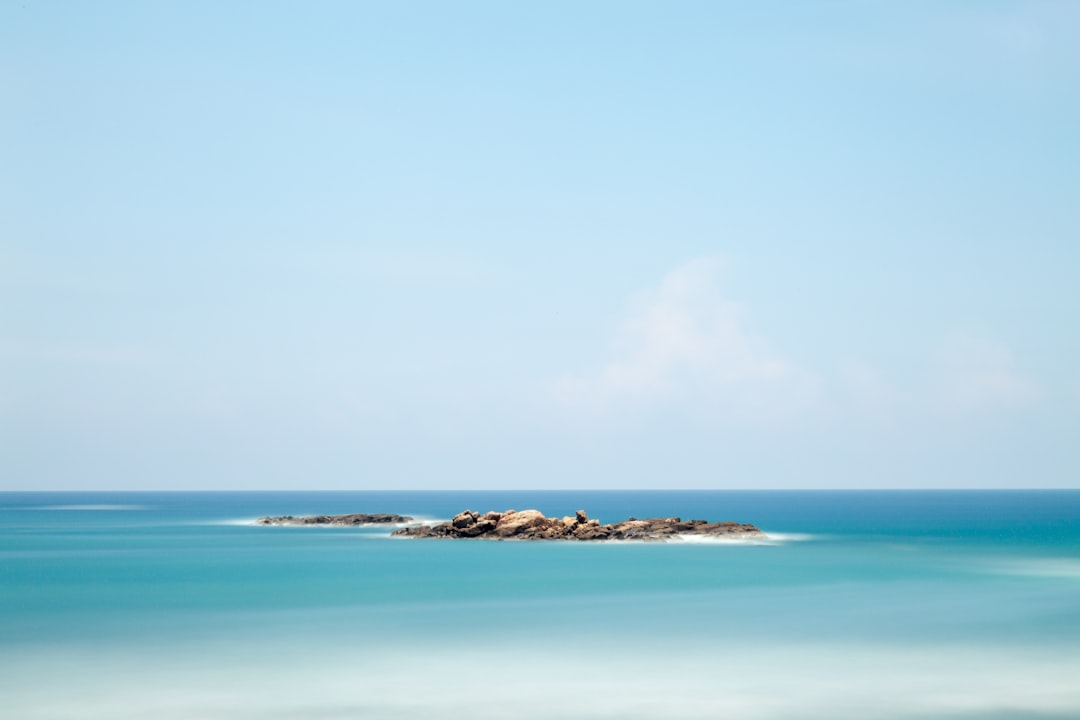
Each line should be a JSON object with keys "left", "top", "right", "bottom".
{"left": 554, "top": 258, "right": 821, "bottom": 423}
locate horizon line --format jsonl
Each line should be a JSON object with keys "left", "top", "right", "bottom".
{"left": 2, "top": 487, "right": 1078, "bottom": 493}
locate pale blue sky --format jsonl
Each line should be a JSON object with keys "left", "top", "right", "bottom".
{"left": 2, "top": 1, "right": 1078, "bottom": 489}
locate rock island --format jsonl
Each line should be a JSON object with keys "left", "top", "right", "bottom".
{"left": 391, "top": 509, "right": 763, "bottom": 541}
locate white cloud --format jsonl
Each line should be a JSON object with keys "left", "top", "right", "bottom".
{"left": 933, "top": 337, "right": 1041, "bottom": 414}
{"left": 554, "top": 258, "right": 820, "bottom": 423}
{"left": 550, "top": 262, "right": 1047, "bottom": 432}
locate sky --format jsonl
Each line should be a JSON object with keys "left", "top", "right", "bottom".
{"left": 2, "top": 1, "right": 1078, "bottom": 490}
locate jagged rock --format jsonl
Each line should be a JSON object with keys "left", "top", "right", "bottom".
{"left": 256, "top": 513, "right": 413, "bottom": 526}
{"left": 391, "top": 509, "right": 764, "bottom": 542}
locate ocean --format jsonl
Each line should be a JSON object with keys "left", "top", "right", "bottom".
{"left": 1, "top": 490, "right": 1078, "bottom": 719}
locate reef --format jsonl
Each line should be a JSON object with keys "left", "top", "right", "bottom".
{"left": 256, "top": 513, "right": 414, "bottom": 526}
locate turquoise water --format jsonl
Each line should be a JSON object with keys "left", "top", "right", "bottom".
{"left": 2, "top": 491, "right": 1079, "bottom": 719}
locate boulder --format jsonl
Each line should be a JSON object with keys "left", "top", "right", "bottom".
{"left": 494, "top": 509, "right": 546, "bottom": 537}
{"left": 452, "top": 510, "right": 478, "bottom": 529}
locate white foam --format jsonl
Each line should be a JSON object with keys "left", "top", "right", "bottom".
{"left": 412, "top": 517, "right": 450, "bottom": 526}
{"left": 762, "top": 531, "right": 816, "bottom": 542}
{"left": 206, "top": 518, "right": 266, "bottom": 527}
{"left": 666, "top": 531, "right": 815, "bottom": 546}
{"left": 590, "top": 531, "right": 815, "bottom": 546}
{"left": 669, "top": 533, "right": 770, "bottom": 545}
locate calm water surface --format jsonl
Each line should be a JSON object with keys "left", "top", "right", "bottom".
{"left": 2, "top": 490, "right": 1078, "bottom": 719}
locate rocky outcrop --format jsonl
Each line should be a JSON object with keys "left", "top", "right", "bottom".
{"left": 256, "top": 513, "right": 414, "bottom": 526}
{"left": 391, "top": 509, "right": 763, "bottom": 542}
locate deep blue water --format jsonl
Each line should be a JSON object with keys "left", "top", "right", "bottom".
{"left": 2, "top": 491, "right": 1079, "bottom": 719}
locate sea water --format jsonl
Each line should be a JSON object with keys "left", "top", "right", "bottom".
{"left": 1, "top": 490, "right": 1079, "bottom": 719}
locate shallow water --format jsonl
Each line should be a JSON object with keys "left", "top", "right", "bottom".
{"left": 2, "top": 490, "right": 1079, "bottom": 719}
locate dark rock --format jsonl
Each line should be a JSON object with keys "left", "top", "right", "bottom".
{"left": 474, "top": 519, "right": 499, "bottom": 534}
{"left": 256, "top": 513, "right": 414, "bottom": 526}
